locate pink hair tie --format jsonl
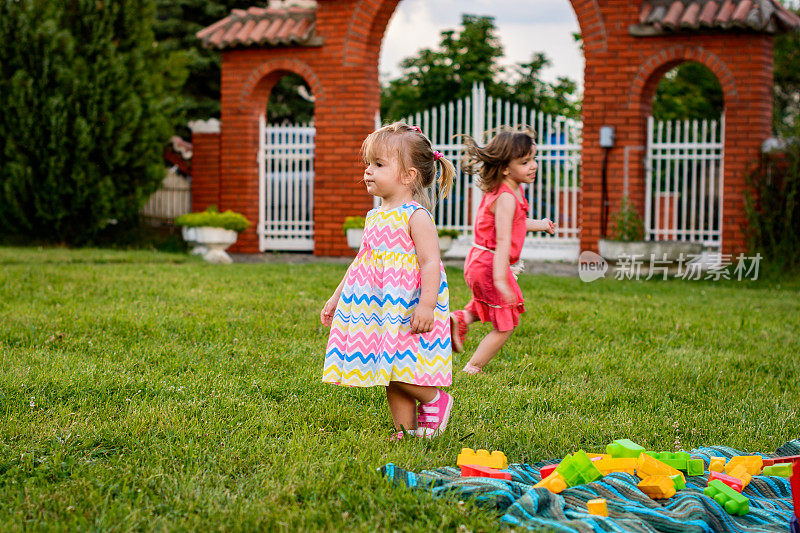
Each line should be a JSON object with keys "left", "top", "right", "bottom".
{"left": 433, "top": 150, "right": 444, "bottom": 161}
{"left": 409, "top": 125, "right": 422, "bottom": 133}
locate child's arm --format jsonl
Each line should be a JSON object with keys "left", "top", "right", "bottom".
{"left": 320, "top": 275, "right": 347, "bottom": 327}
{"left": 526, "top": 217, "right": 556, "bottom": 234}
{"left": 493, "top": 193, "right": 517, "bottom": 305}
{"left": 408, "top": 210, "right": 441, "bottom": 334}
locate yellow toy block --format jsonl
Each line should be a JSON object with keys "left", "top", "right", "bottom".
{"left": 457, "top": 448, "right": 508, "bottom": 469}
{"left": 724, "top": 456, "right": 762, "bottom": 476}
{"left": 587, "top": 498, "right": 608, "bottom": 517}
{"left": 709, "top": 457, "right": 726, "bottom": 473}
{"left": 595, "top": 457, "right": 637, "bottom": 475}
{"left": 588, "top": 453, "right": 611, "bottom": 461}
{"left": 727, "top": 464, "right": 752, "bottom": 488}
{"left": 534, "top": 471, "right": 567, "bottom": 494}
{"left": 636, "top": 453, "right": 685, "bottom": 483}
{"left": 637, "top": 475, "right": 677, "bottom": 499}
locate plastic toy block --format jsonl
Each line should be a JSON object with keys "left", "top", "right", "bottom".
{"left": 638, "top": 475, "right": 677, "bottom": 499}
{"left": 704, "top": 479, "right": 749, "bottom": 515}
{"left": 646, "top": 451, "right": 689, "bottom": 471}
{"left": 771, "top": 455, "right": 800, "bottom": 464}
{"left": 709, "top": 457, "right": 726, "bottom": 472}
{"left": 791, "top": 460, "right": 800, "bottom": 521}
{"left": 687, "top": 458, "right": 704, "bottom": 476}
{"left": 539, "top": 463, "right": 558, "bottom": 479}
{"left": 534, "top": 471, "right": 567, "bottom": 494}
{"left": 762, "top": 463, "right": 793, "bottom": 477}
{"left": 606, "top": 439, "right": 645, "bottom": 458}
{"left": 588, "top": 453, "right": 610, "bottom": 461}
{"left": 724, "top": 456, "right": 763, "bottom": 476}
{"left": 727, "top": 465, "right": 752, "bottom": 488}
{"left": 670, "top": 474, "right": 686, "bottom": 490}
{"left": 709, "top": 471, "right": 743, "bottom": 492}
{"left": 595, "top": 457, "right": 637, "bottom": 475}
{"left": 457, "top": 448, "right": 508, "bottom": 469}
{"left": 460, "top": 464, "right": 512, "bottom": 480}
{"left": 636, "top": 453, "right": 685, "bottom": 483}
{"left": 587, "top": 498, "right": 608, "bottom": 517}
{"left": 555, "top": 450, "right": 604, "bottom": 487}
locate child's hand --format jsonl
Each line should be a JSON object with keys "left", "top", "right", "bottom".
{"left": 494, "top": 280, "right": 517, "bottom": 306}
{"left": 410, "top": 306, "right": 434, "bottom": 334}
{"left": 540, "top": 218, "right": 556, "bottom": 235}
{"left": 320, "top": 296, "right": 338, "bottom": 327}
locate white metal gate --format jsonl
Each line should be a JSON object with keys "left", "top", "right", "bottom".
{"left": 644, "top": 115, "right": 725, "bottom": 248}
{"left": 258, "top": 116, "right": 315, "bottom": 251}
{"left": 402, "top": 83, "right": 582, "bottom": 261}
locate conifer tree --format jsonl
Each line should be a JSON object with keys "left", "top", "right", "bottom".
{"left": 0, "top": 0, "right": 184, "bottom": 244}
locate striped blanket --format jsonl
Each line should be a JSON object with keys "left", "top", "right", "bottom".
{"left": 381, "top": 440, "right": 799, "bottom": 532}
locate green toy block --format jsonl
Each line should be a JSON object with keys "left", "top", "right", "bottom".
{"left": 762, "top": 463, "right": 793, "bottom": 477}
{"left": 670, "top": 474, "right": 686, "bottom": 490}
{"left": 704, "top": 479, "right": 749, "bottom": 515}
{"left": 646, "top": 451, "right": 690, "bottom": 471}
{"left": 555, "top": 450, "right": 604, "bottom": 487}
{"left": 607, "top": 439, "right": 645, "bottom": 459}
{"left": 687, "top": 458, "right": 704, "bottom": 476}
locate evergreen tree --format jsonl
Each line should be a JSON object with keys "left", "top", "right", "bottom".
{"left": 0, "top": 0, "right": 184, "bottom": 244}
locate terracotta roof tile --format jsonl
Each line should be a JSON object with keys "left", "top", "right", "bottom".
{"left": 197, "top": 3, "right": 323, "bottom": 50}
{"left": 631, "top": 0, "right": 800, "bottom": 36}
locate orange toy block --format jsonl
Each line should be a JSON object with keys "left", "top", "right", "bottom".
{"left": 638, "top": 475, "right": 677, "bottom": 499}
{"left": 727, "top": 464, "right": 752, "bottom": 488}
{"left": 534, "top": 471, "right": 567, "bottom": 494}
{"left": 587, "top": 498, "right": 608, "bottom": 517}
{"left": 725, "top": 456, "right": 763, "bottom": 476}
{"left": 636, "top": 453, "right": 685, "bottom": 483}
{"left": 709, "top": 457, "right": 726, "bottom": 472}
{"left": 457, "top": 448, "right": 508, "bottom": 470}
{"left": 595, "top": 457, "right": 637, "bottom": 475}
{"left": 588, "top": 453, "right": 611, "bottom": 461}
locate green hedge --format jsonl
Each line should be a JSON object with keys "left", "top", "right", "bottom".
{"left": 175, "top": 207, "right": 250, "bottom": 233}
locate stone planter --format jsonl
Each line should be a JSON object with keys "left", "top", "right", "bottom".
{"left": 183, "top": 226, "right": 238, "bottom": 264}
{"left": 438, "top": 236, "right": 453, "bottom": 253}
{"left": 346, "top": 228, "right": 363, "bottom": 249}
{"left": 597, "top": 239, "right": 703, "bottom": 262}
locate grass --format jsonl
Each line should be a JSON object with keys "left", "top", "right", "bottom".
{"left": 0, "top": 246, "right": 798, "bottom": 531}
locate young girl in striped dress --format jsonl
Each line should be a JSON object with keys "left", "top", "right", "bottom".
{"left": 321, "top": 123, "right": 456, "bottom": 440}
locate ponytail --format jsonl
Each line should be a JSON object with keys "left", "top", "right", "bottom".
{"left": 435, "top": 155, "right": 456, "bottom": 200}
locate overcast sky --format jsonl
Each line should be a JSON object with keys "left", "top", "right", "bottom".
{"left": 379, "top": 0, "right": 584, "bottom": 90}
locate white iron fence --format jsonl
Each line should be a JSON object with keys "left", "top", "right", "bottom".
{"left": 140, "top": 167, "right": 191, "bottom": 223}
{"left": 644, "top": 115, "right": 725, "bottom": 248}
{"left": 403, "top": 83, "right": 582, "bottom": 260}
{"left": 258, "top": 118, "right": 315, "bottom": 251}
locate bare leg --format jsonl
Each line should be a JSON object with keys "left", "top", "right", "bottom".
{"left": 386, "top": 383, "right": 418, "bottom": 431}
{"left": 392, "top": 381, "right": 438, "bottom": 404}
{"left": 465, "top": 329, "right": 514, "bottom": 370}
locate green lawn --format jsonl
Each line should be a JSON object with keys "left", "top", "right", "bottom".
{"left": 1, "top": 247, "right": 798, "bottom": 531}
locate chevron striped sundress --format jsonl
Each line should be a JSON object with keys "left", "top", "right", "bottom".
{"left": 322, "top": 202, "right": 452, "bottom": 388}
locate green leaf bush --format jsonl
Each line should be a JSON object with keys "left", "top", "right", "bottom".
{"left": 175, "top": 206, "right": 250, "bottom": 233}
{"left": 437, "top": 228, "right": 460, "bottom": 239}
{"left": 342, "top": 216, "right": 366, "bottom": 233}
{"left": 611, "top": 196, "right": 645, "bottom": 242}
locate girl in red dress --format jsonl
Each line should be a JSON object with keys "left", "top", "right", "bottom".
{"left": 450, "top": 131, "right": 556, "bottom": 374}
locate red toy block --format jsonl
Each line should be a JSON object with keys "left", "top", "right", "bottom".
{"left": 460, "top": 464, "right": 512, "bottom": 480}
{"left": 763, "top": 459, "right": 775, "bottom": 467}
{"left": 709, "top": 471, "right": 743, "bottom": 492}
{"left": 540, "top": 463, "right": 558, "bottom": 479}
{"left": 791, "top": 459, "right": 800, "bottom": 520}
{"left": 772, "top": 455, "right": 800, "bottom": 464}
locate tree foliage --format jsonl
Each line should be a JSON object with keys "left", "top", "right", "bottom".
{"left": 773, "top": 5, "right": 800, "bottom": 138}
{"left": 652, "top": 62, "right": 724, "bottom": 121}
{"left": 0, "top": 0, "right": 184, "bottom": 244}
{"left": 380, "top": 15, "right": 581, "bottom": 122}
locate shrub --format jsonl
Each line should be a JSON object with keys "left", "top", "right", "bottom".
{"left": 745, "top": 143, "right": 800, "bottom": 271}
{"left": 175, "top": 206, "right": 250, "bottom": 233}
{"left": 342, "top": 216, "right": 366, "bottom": 233}
{"left": 437, "top": 228, "right": 460, "bottom": 239}
{"left": 611, "top": 196, "right": 644, "bottom": 242}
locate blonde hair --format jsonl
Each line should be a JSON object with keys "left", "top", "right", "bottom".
{"left": 361, "top": 122, "right": 456, "bottom": 210}
{"left": 460, "top": 128, "right": 537, "bottom": 192}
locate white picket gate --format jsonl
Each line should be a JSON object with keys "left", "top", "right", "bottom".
{"left": 403, "top": 83, "right": 582, "bottom": 261}
{"left": 258, "top": 117, "right": 315, "bottom": 251}
{"left": 644, "top": 115, "right": 725, "bottom": 249}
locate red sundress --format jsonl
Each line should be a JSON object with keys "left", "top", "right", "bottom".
{"left": 463, "top": 183, "right": 528, "bottom": 332}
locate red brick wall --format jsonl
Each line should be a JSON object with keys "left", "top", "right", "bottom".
{"left": 189, "top": 130, "right": 221, "bottom": 213}
{"left": 192, "top": 0, "right": 773, "bottom": 256}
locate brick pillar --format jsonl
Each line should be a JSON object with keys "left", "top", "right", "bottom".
{"left": 188, "top": 119, "right": 221, "bottom": 213}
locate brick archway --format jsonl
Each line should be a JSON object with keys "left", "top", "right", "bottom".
{"left": 194, "top": 1, "right": 799, "bottom": 256}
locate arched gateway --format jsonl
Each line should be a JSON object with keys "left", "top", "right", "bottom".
{"left": 191, "top": 0, "right": 799, "bottom": 257}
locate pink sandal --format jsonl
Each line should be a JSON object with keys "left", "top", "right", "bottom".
{"left": 450, "top": 311, "right": 468, "bottom": 353}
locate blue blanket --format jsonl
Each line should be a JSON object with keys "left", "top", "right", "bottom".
{"left": 381, "top": 440, "right": 799, "bottom": 532}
